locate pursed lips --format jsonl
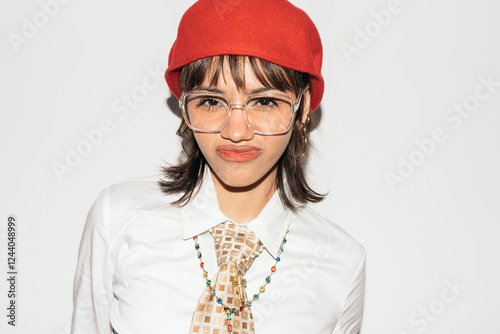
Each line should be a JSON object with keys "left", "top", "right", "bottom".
{"left": 216, "top": 145, "right": 262, "bottom": 162}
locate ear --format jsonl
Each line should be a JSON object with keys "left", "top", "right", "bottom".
{"left": 300, "top": 90, "right": 311, "bottom": 124}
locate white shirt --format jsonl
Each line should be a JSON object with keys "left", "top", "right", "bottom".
{"left": 71, "top": 169, "right": 366, "bottom": 334}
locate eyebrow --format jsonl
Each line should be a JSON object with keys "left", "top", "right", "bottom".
{"left": 192, "top": 86, "right": 223, "bottom": 94}
{"left": 192, "top": 86, "right": 278, "bottom": 95}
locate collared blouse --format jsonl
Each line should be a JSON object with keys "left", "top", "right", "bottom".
{"left": 71, "top": 169, "right": 366, "bottom": 334}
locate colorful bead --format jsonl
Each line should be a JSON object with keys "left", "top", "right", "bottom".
{"left": 192, "top": 224, "right": 290, "bottom": 316}
{"left": 228, "top": 325, "right": 233, "bottom": 332}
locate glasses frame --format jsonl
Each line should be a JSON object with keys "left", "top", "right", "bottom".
{"left": 179, "top": 90, "right": 303, "bottom": 135}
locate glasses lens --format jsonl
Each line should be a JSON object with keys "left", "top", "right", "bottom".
{"left": 184, "top": 94, "right": 229, "bottom": 131}
{"left": 245, "top": 95, "right": 293, "bottom": 133}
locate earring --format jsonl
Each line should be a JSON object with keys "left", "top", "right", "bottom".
{"left": 181, "top": 137, "right": 190, "bottom": 157}
{"left": 180, "top": 125, "right": 193, "bottom": 157}
{"left": 299, "top": 115, "right": 310, "bottom": 159}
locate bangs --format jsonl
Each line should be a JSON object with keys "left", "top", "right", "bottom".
{"left": 179, "top": 55, "right": 310, "bottom": 95}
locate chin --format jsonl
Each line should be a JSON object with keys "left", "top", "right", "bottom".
{"left": 217, "top": 172, "right": 262, "bottom": 189}
{"left": 210, "top": 163, "right": 277, "bottom": 191}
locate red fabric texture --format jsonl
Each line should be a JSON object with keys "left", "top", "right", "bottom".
{"left": 165, "top": 0, "right": 324, "bottom": 112}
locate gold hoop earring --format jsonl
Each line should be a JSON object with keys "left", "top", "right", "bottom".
{"left": 181, "top": 137, "right": 191, "bottom": 157}
{"left": 180, "top": 125, "right": 193, "bottom": 157}
{"left": 299, "top": 115, "right": 310, "bottom": 159}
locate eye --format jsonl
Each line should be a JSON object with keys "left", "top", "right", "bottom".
{"left": 255, "top": 98, "right": 278, "bottom": 107}
{"left": 192, "top": 96, "right": 227, "bottom": 111}
{"left": 248, "top": 95, "right": 289, "bottom": 111}
{"left": 197, "top": 97, "right": 221, "bottom": 107}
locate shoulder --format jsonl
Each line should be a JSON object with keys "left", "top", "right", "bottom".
{"left": 293, "top": 207, "right": 365, "bottom": 266}
{"left": 89, "top": 174, "right": 181, "bottom": 242}
{"left": 104, "top": 174, "right": 171, "bottom": 209}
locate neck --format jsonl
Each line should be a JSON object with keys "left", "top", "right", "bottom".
{"left": 211, "top": 166, "right": 277, "bottom": 224}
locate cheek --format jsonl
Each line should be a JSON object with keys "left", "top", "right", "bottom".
{"left": 258, "top": 133, "right": 294, "bottom": 169}
{"left": 193, "top": 133, "right": 215, "bottom": 156}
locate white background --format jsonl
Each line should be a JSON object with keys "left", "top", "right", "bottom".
{"left": 1, "top": 0, "right": 499, "bottom": 333}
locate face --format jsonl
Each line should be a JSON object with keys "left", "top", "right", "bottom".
{"left": 191, "top": 60, "right": 310, "bottom": 193}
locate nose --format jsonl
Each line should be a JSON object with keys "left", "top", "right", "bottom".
{"left": 219, "top": 106, "right": 255, "bottom": 142}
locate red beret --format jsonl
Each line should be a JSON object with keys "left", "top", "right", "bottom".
{"left": 165, "top": 0, "right": 324, "bottom": 112}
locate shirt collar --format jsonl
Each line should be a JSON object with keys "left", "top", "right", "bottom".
{"left": 181, "top": 167, "right": 292, "bottom": 258}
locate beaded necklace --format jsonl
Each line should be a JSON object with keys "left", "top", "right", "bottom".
{"left": 192, "top": 225, "right": 289, "bottom": 333}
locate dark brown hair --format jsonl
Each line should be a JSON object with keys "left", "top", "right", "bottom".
{"left": 159, "top": 55, "right": 325, "bottom": 211}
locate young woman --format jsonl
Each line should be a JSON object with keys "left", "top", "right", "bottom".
{"left": 71, "top": 0, "right": 365, "bottom": 333}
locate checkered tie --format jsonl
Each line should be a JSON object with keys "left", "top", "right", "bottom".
{"left": 190, "top": 221, "right": 263, "bottom": 334}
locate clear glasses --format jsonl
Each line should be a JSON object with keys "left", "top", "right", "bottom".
{"left": 179, "top": 91, "right": 303, "bottom": 135}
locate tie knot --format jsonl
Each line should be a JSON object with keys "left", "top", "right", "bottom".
{"left": 211, "top": 221, "right": 263, "bottom": 274}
